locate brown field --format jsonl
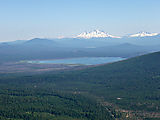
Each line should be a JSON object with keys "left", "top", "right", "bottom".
{"left": 0, "top": 62, "right": 88, "bottom": 74}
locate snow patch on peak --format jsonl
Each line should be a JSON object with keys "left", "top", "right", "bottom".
{"left": 76, "top": 30, "right": 121, "bottom": 39}
{"left": 129, "top": 31, "right": 159, "bottom": 37}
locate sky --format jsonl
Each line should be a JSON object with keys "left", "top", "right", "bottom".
{"left": 0, "top": 0, "right": 160, "bottom": 42}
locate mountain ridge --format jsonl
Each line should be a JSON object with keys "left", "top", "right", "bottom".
{"left": 129, "top": 31, "right": 159, "bottom": 37}
{"left": 76, "top": 30, "right": 159, "bottom": 39}
{"left": 76, "top": 30, "right": 121, "bottom": 39}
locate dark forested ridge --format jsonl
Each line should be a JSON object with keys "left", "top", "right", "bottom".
{"left": 0, "top": 52, "right": 160, "bottom": 119}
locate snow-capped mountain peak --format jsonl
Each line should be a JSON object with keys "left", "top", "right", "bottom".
{"left": 76, "top": 30, "right": 121, "bottom": 39}
{"left": 129, "top": 31, "right": 159, "bottom": 37}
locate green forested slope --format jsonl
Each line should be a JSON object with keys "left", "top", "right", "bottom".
{"left": 0, "top": 52, "right": 160, "bottom": 119}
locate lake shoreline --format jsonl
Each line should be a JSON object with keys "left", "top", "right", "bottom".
{"left": 25, "top": 57, "right": 126, "bottom": 65}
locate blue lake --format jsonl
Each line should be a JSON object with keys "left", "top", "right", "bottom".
{"left": 27, "top": 57, "right": 125, "bottom": 65}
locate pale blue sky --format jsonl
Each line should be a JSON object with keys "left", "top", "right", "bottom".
{"left": 0, "top": 0, "right": 160, "bottom": 41}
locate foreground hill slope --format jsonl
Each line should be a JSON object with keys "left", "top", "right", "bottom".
{"left": 50, "top": 51, "right": 160, "bottom": 113}
{"left": 0, "top": 52, "right": 160, "bottom": 119}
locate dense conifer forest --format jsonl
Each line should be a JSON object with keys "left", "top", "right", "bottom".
{"left": 0, "top": 52, "right": 160, "bottom": 119}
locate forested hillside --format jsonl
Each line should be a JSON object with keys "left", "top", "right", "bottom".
{"left": 0, "top": 52, "right": 160, "bottom": 119}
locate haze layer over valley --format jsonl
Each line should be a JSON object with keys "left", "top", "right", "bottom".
{"left": 0, "top": 30, "right": 160, "bottom": 63}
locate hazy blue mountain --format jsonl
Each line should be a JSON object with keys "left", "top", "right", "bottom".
{"left": 0, "top": 32, "right": 160, "bottom": 63}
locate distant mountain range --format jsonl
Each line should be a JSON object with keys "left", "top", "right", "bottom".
{"left": 0, "top": 30, "right": 160, "bottom": 63}
{"left": 76, "top": 30, "right": 121, "bottom": 39}
{"left": 76, "top": 30, "right": 159, "bottom": 39}
{"left": 129, "top": 31, "right": 159, "bottom": 37}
